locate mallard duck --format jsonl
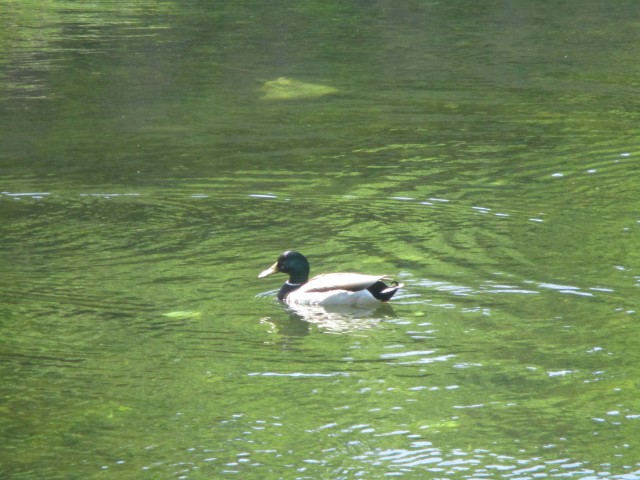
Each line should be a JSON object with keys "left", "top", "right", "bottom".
{"left": 258, "top": 251, "right": 403, "bottom": 306}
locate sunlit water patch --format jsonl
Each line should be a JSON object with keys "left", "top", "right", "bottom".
{"left": 3, "top": 169, "right": 640, "bottom": 477}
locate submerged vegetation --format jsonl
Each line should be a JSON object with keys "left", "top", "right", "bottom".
{"left": 259, "top": 77, "right": 338, "bottom": 101}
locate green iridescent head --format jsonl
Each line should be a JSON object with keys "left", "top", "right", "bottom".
{"left": 258, "top": 251, "right": 310, "bottom": 284}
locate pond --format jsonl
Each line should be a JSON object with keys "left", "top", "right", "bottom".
{"left": 1, "top": 1, "right": 639, "bottom": 479}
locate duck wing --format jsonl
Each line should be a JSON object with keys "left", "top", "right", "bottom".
{"left": 300, "top": 273, "right": 391, "bottom": 293}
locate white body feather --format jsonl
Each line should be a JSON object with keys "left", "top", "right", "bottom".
{"left": 285, "top": 273, "right": 390, "bottom": 307}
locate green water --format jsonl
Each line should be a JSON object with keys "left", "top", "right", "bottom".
{"left": 2, "top": 1, "right": 640, "bottom": 479}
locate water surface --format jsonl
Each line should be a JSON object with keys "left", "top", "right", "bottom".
{"left": 1, "top": 1, "right": 640, "bottom": 479}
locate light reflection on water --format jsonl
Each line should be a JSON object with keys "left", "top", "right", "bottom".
{"left": 1, "top": 181, "right": 638, "bottom": 478}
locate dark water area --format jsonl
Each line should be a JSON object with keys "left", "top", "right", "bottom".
{"left": 2, "top": 1, "right": 640, "bottom": 479}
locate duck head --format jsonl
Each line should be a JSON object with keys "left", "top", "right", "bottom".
{"left": 258, "top": 250, "right": 310, "bottom": 284}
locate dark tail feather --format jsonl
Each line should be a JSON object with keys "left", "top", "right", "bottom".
{"left": 367, "top": 280, "right": 403, "bottom": 302}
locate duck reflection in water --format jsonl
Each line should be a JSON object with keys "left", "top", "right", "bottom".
{"left": 261, "top": 302, "right": 399, "bottom": 335}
